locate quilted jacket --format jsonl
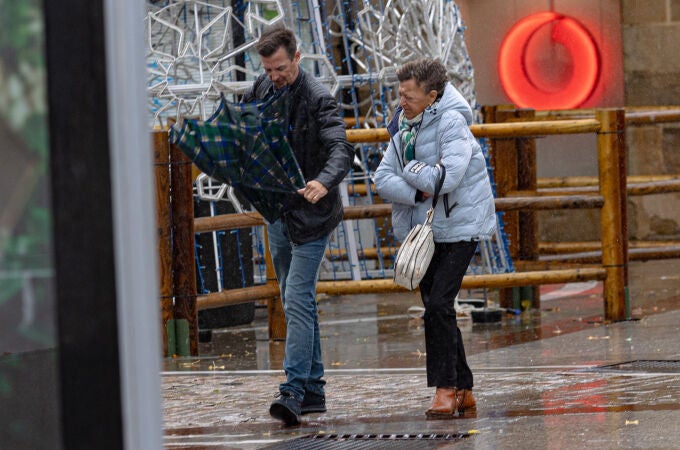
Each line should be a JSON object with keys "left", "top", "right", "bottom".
{"left": 374, "top": 83, "right": 496, "bottom": 243}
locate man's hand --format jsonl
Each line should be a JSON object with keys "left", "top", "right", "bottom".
{"left": 298, "top": 180, "right": 328, "bottom": 204}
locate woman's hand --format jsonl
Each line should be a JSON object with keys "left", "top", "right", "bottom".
{"left": 298, "top": 180, "right": 328, "bottom": 204}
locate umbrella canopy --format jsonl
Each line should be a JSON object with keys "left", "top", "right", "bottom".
{"left": 170, "top": 90, "right": 305, "bottom": 223}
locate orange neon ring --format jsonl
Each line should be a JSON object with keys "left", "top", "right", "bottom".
{"left": 498, "top": 12, "right": 600, "bottom": 109}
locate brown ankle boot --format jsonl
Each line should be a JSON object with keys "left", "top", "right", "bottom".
{"left": 456, "top": 389, "right": 477, "bottom": 417}
{"left": 426, "top": 387, "right": 457, "bottom": 419}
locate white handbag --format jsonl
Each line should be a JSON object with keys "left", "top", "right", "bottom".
{"left": 393, "top": 165, "right": 445, "bottom": 290}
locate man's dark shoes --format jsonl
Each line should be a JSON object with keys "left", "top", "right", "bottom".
{"left": 269, "top": 391, "right": 301, "bottom": 426}
{"left": 301, "top": 391, "right": 326, "bottom": 415}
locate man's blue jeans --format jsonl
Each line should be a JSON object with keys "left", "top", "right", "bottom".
{"left": 267, "top": 219, "right": 328, "bottom": 401}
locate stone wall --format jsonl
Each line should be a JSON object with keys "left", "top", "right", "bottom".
{"left": 622, "top": 0, "right": 680, "bottom": 240}
{"left": 457, "top": 0, "right": 679, "bottom": 244}
{"left": 539, "top": 0, "right": 680, "bottom": 243}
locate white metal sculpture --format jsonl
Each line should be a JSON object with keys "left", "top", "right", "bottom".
{"left": 146, "top": 0, "right": 513, "bottom": 283}
{"left": 147, "top": 0, "right": 284, "bottom": 125}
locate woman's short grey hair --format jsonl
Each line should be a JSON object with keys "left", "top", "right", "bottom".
{"left": 396, "top": 58, "right": 448, "bottom": 97}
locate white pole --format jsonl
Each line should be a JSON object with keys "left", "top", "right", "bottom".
{"left": 104, "top": 0, "right": 164, "bottom": 448}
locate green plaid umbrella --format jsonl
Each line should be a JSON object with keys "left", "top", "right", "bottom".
{"left": 169, "top": 90, "right": 305, "bottom": 223}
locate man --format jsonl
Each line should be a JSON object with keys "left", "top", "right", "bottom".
{"left": 242, "top": 25, "right": 353, "bottom": 426}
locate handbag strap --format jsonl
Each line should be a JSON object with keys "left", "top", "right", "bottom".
{"left": 424, "top": 164, "right": 446, "bottom": 225}
{"left": 431, "top": 163, "right": 446, "bottom": 210}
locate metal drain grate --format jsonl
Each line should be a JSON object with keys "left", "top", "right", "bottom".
{"left": 594, "top": 360, "right": 680, "bottom": 373}
{"left": 263, "top": 432, "right": 470, "bottom": 449}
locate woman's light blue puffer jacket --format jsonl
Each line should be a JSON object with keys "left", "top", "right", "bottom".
{"left": 374, "top": 83, "right": 497, "bottom": 243}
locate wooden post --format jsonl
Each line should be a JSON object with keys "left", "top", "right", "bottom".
{"left": 153, "top": 131, "right": 174, "bottom": 356}
{"left": 484, "top": 106, "right": 519, "bottom": 257}
{"left": 618, "top": 119, "right": 630, "bottom": 296}
{"left": 483, "top": 106, "right": 513, "bottom": 308}
{"left": 515, "top": 109, "right": 540, "bottom": 309}
{"left": 264, "top": 227, "right": 287, "bottom": 340}
{"left": 516, "top": 110, "right": 538, "bottom": 261}
{"left": 596, "top": 109, "right": 628, "bottom": 321}
{"left": 484, "top": 105, "right": 521, "bottom": 308}
{"left": 170, "top": 144, "right": 199, "bottom": 355}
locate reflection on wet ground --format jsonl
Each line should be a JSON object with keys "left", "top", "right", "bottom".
{"left": 163, "top": 259, "right": 680, "bottom": 449}
{"left": 167, "top": 289, "right": 608, "bottom": 373}
{"left": 163, "top": 368, "right": 680, "bottom": 449}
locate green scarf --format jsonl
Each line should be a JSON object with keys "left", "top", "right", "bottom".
{"left": 399, "top": 110, "right": 423, "bottom": 163}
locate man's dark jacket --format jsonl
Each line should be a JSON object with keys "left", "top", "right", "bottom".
{"left": 243, "top": 68, "right": 354, "bottom": 244}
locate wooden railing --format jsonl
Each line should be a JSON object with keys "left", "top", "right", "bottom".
{"left": 154, "top": 108, "right": 638, "bottom": 353}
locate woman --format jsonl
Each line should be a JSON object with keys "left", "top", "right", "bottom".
{"left": 374, "top": 58, "right": 496, "bottom": 419}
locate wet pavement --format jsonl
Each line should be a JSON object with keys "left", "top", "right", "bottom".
{"left": 162, "top": 259, "right": 680, "bottom": 449}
